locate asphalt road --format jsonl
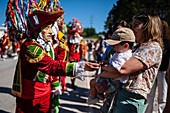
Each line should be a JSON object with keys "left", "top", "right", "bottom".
{"left": 0, "top": 53, "right": 158, "bottom": 113}
{"left": 0, "top": 57, "right": 102, "bottom": 113}
{"left": 0, "top": 58, "right": 17, "bottom": 113}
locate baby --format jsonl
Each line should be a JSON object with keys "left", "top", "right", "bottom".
{"left": 86, "top": 28, "right": 135, "bottom": 105}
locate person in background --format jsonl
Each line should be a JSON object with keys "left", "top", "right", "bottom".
{"left": 80, "top": 34, "right": 88, "bottom": 61}
{"left": 50, "top": 17, "right": 69, "bottom": 112}
{"left": 102, "top": 30, "right": 113, "bottom": 62}
{"left": 67, "top": 17, "right": 85, "bottom": 90}
{"left": 164, "top": 43, "right": 170, "bottom": 113}
{"left": 102, "top": 20, "right": 130, "bottom": 62}
{"left": 0, "top": 31, "right": 10, "bottom": 61}
{"left": 11, "top": 38, "right": 20, "bottom": 58}
{"left": 52, "top": 17, "right": 69, "bottom": 94}
{"left": 93, "top": 34, "right": 106, "bottom": 75}
{"left": 87, "top": 28, "right": 135, "bottom": 105}
{"left": 113, "top": 20, "right": 130, "bottom": 32}
{"left": 94, "top": 34, "right": 105, "bottom": 62}
{"left": 96, "top": 12, "right": 163, "bottom": 113}
{"left": 145, "top": 20, "right": 170, "bottom": 113}
{"left": 67, "top": 29, "right": 83, "bottom": 89}
{"left": 93, "top": 39, "right": 100, "bottom": 61}
{"left": 88, "top": 40, "right": 93, "bottom": 60}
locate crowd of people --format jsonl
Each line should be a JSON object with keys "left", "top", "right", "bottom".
{"left": 85, "top": 13, "right": 170, "bottom": 113}
{"left": 2, "top": 0, "right": 170, "bottom": 113}
{"left": 0, "top": 31, "right": 20, "bottom": 61}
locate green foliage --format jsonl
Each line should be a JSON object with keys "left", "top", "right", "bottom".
{"left": 84, "top": 34, "right": 98, "bottom": 39}
{"left": 105, "top": 0, "right": 170, "bottom": 30}
{"left": 83, "top": 27, "right": 97, "bottom": 37}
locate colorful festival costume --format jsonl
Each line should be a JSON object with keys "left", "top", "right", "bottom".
{"left": 80, "top": 39, "right": 88, "bottom": 61}
{"left": 5, "top": 0, "right": 85, "bottom": 113}
{"left": 52, "top": 18, "right": 69, "bottom": 93}
{"left": 0, "top": 31, "right": 10, "bottom": 59}
{"left": 67, "top": 19, "right": 85, "bottom": 89}
{"left": 67, "top": 18, "right": 84, "bottom": 62}
{"left": 51, "top": 21, "right": 69, "bottom": 109}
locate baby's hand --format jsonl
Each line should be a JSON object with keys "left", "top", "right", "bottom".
{"left": 99, "top": 61, "right": 109, "bottom": 67}
{"left": 103, "top": 60, "right": 109, "bottom": 64}
{"left": 100, "top": 60, "right": 109, "bottom": 64}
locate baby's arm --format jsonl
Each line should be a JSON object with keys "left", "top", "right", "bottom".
{"left": 97, "top": 71, "right": 114, "bottom": 79}
{"left": 98, "top": 65, "right": 122, "bottom": 79}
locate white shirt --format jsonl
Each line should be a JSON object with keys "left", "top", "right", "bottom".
{"left": 109, "top": 50, "right": 132, "bottom": 83}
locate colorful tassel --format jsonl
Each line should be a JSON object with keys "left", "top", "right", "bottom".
{"left": 5, "top": 0, "right": 40, "bottom": 41}
{"left": 5, "top": 0, "right": 63, "bottom": 41}
{"left": 68, "top": 18, "right": 84, "bottom": 33}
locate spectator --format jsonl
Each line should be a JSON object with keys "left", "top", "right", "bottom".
{"left": 1, "top": 31, "right": 10, "bottom": 61}
{"left": 67, "top": 29, "right": 83, "bottom": 89}
{"left": 102, "top": 20, "right": 130, "bottom": 62}
{"left": 88, "top": 40, "right": 93, "bottom": 60}
{"left": 96, "top": 12, "right": 163, "bottom": 113}
{"left": 94, "top": 34, "right": 105, "bottom": 62}
{"left": 164, "top": 53, "right": 170, "bottom": 113}
{"left": 86, "top": 28, "right": 135, "bottom": 105}
{"left": 93, "top": 39, "right": 100, "bottom": 61}
{"left": 145, "top": 20, "right": 170, "bottom": 113}
{"left": 113, "top": 20, "right": 130, "bottom": 32}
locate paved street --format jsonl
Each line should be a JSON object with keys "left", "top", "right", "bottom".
{"left": 0, "top": 57, "right": 158, "bottom": 113}
{"left": 0, "top": 58, "right": 17, "bottom": 113}
{"left": 0, "top": 57, "right": 102, "bottom": 113}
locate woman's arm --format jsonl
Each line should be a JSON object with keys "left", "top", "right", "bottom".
{"left": 100, "top": 57, "right": 146, "bottom": 79}
{"left": 119, "top": 57, "right": 146, "bottom": 75}
{"left": 98, "top": 70, "right": 119, "bottom": 79}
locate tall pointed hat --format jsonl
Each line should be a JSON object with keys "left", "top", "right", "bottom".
{"left": 67, "top": 18, "right": 85, "bottom": 37}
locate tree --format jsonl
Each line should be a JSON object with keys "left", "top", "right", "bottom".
{"left": 105, "top": 0, "right": 170, "bottom": 31}
{"left": 83, "top": 27, "right": 96, "bottom": 37}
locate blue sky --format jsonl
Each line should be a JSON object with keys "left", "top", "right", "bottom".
{"left": 0, "top": 0, "right": 118, "bottom": 33}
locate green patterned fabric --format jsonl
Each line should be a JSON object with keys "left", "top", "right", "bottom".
{"left": 30, "top": 44, "right": 55, "bottom": 83}
{"left": 51, "top": 81, "right": 60, "bottom": 88}
{"left": 26, "top": 45, "right": 44, "bottom": 58}
{"left": 51, "top": 94, "right": 60, "bottom": 109}
{"left": 54, "top": 106, "right": 59, "bottom": 113}
{"left": 66, "top": 63, "right": 74, "bottom": 77}
{"left": 12, "top": 56, "right": 22, "bottom": 97}
{"left": 36, "top": 71, "right": 46, "bottom": 83}
{"left": 49, "top": 47, "right": 54, "bottom": 59}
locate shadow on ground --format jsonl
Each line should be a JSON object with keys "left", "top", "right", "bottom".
{"left": 59, "top": 83, "right": 101, "bottom": 113}
{"left": 0, "top": 87, "right": 16, "bottom": 97}
{"left": 0, "top": 110, "right": 10, "bottom": 113}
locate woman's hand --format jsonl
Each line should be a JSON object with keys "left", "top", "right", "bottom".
{"left": 84, "top": 62, "right": 100, "bottom": 71}
{"left": 96, "top": 80, "right": 110, "bottom": 93}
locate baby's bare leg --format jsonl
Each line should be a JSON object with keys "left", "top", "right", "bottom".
{"left": 90, "top": 78, "right": 97, "bottom": 97}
